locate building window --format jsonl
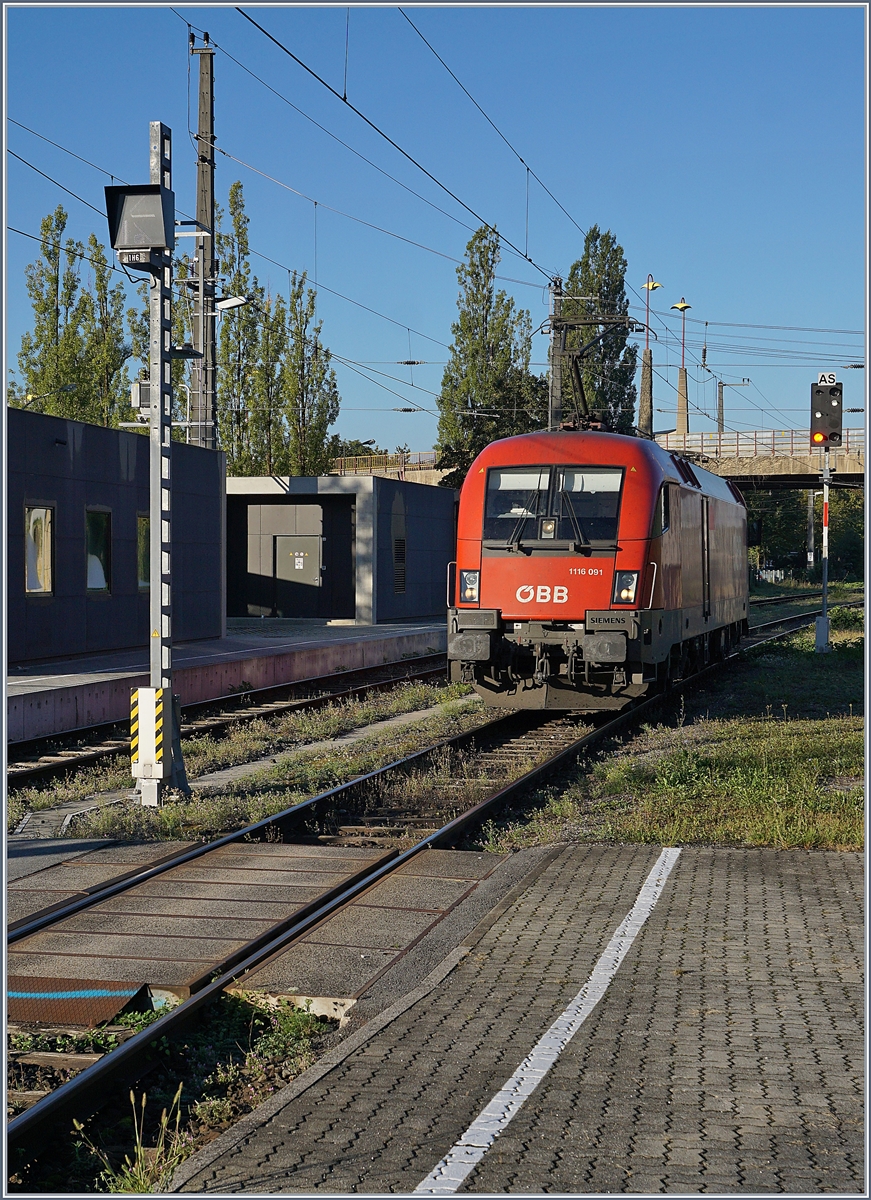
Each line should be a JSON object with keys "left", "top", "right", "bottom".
{"left": 25, "top": 506, "right": 53, "bottom": 594}
{"left": 86, "top": 510, "right": 111, "bottom": 593}
{"left": 137, "top": 515, "right": 150, "bottom": 589}
{"left": 393, "top": 537, "right": 406, "bottom": 594}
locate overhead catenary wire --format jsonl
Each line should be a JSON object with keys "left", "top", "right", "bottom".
{"left": 7, "top": 119, "right": 455, "bottom": 350}
{"left": 8, "top": 150, "right": 107, "bottom": 217}
{"left": 398, "top": 7, "right": 590, "bottom": 245}
{"left": 168, "top": 10, "right": 481, "bottom": 240}
{"left": 235, "top": 6, "right": 555, "bottom": 279}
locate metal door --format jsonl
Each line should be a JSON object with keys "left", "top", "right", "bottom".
{"left": 275, "top": 536, "right": 322, "bottom": 587}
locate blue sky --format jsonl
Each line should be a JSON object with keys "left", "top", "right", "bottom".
{"left": 5, "top": 4, "right": 867, "bottom": 451}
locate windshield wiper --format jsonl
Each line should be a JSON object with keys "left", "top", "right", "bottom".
{"left": 560, "top": 487, "right": 591, "bottom": 553}
{"left": 503, "top": 489, "right": 539, "bottom": 553}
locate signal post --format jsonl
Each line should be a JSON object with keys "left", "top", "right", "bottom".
{"left": 810, "top": 373, "right": 843, "bottom": 654}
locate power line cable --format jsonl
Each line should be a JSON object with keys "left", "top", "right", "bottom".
{"left": 170, "top": 15, "right": 480, "bottom": 239}
{"left": 235, "top": 6, "right": 553, "bottom": 279}
{"left": 9, "top": 120, "right": 456, "bottom": 353}
{"left": 398, "top": 7, "right": 590, "bottom": 244}
{"left": 8, "top": 150, "right": 107, "bottom": 217}
{"left": 8, "top": 225, "right": 134, "bottom": 281}
{"left": 215, "top": 144, "right": 470, "bottom": 266}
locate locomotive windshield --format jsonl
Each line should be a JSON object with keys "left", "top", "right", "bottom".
{"left": 484, "top": 465, "right": 623, "bottom": 544}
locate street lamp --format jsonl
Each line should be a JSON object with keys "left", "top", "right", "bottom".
{"left": 670, "top": 298, "right": 691, "bottom": 369}
{"left": 215, "top": 295, "right": 253, "bottom": 314}
{"left": 641, "top": 276, "right": 661, "bottom": 350}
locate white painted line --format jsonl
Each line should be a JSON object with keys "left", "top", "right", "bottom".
{"left": 413, "top": 847, "right": 682, "bottom": 1195}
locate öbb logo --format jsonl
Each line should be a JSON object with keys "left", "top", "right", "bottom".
{"left": 516, "top": 585, "right": 568, "bottom": 604}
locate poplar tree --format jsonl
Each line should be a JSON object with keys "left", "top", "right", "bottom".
{"left": 12, "top": 207, "right": 138, "bottom": 426}
{"left": 80, "top": 234, "right": 133, "bottom": 426}
{"left": 215, "top": 182, "right": 261, "bottom": 472}
{"left": 436, "top": 226, "right": 545, "bottom": 489}
{"left": 14, "top": 207, "right": 89, "bottom": 418}
{"left": 249, "top": 292, "right": 288, "bottom": 475}
{"left": 562, "top": 226, "right": 637, "bottom": 433}
{"left": 281, "top": 271, "right": 340, "bottom": 476}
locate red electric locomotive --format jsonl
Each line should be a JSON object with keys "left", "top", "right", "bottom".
{"left": 448, "top": 430, "right": 749, "bottom": 709}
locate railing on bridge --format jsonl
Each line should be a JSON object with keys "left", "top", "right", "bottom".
{"left": 654, "top": 429, "right": 865, "bottom": 459}
{"left": 330, "top": 450, "right": 439, "bottom": 477}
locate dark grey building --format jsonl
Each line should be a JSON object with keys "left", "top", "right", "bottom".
{"left": 7, "top": 408, "right": 225, "bottom": 664}
{"left": 227, "top": 475, "right": 457, "bottom": 623}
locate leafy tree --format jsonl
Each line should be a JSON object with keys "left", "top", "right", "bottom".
{"left": 280, "top": 271, "right": 340, "bottom": 476}
{"left": 11, "top": 206, "right": 144, "bottom": 429}
{"left": 248, "top": 292, "right": 288, "bottom": 475}
{"left": 79, "top": 234, "right": 134, "bottom": 427}
{"left": 215, "top": 182, "right": 262, "bottom": 472}
{"left": 828, "top": 487, "right": 864, "bottom": 579}
{"left": 13, "top": 207, "right": 90, "bottom": 418}
{"left": 561, "top": 225, "right": 637, "bottom": 433}
{"left": 328, "top": 436, "right": 388, "bottom": 458}
{"left": 745, "top": 487, "right": 864, "bottom": 581}
{"left": 436, "top": 225, "right": 546, "bottom": 489}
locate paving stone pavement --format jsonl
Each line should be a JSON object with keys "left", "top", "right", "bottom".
{"left": 174, "top": 845, "right": 864, "bottom": 1194}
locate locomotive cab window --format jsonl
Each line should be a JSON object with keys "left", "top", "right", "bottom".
{"left": 483, "top": 468, "right": 549, "bottom": 540}
{"left": 483, "top": 465, "right": 623, "bottom": 546}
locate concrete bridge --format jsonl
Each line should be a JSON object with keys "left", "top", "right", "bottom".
{"left": 331, "top": 430, "right": 865, "bottom": 492}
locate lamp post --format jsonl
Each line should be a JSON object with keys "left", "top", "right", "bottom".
{"left": 638, "top": 276, "right": 661, "bottom": 437}
{"left": 641, "top": 275, "right": 661, "bottom": 351}
{"left": 671, "top": 298, "right": 691, "bottom": 437}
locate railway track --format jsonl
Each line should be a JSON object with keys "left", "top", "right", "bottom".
{"left": 7, "top": 600, "right": 858, "bottom": 1156}
{"left": 9, "top": 593, "right": 860, "bottom": 790}
{"left": 7, "top": 653, "right": 448, "bottom": 789}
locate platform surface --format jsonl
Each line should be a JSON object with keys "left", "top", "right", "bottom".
{"left": 173, "top": 844, "right": 864, "bottom": 1195}
{"left": 8, "top": 619, "right": 445, "bottom": 695}
{"left": 8, "top": 619, "right": 446, "bottom": 742}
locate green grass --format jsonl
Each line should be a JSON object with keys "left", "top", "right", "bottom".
{"left": 63, "top": 695, "right": 489, "bottom": 842}
{"left": 10, "top": 993, "right": 333, "bottom": 1194}
{"left": 7, "top": 680, "right": 474, "bottom": 834}
{"left": 471, "top": 621, "right": 864, "bottom": 854}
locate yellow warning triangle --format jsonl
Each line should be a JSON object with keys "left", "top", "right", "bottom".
{"left": 151, "top": 629, "right": 160, "bottom": 637}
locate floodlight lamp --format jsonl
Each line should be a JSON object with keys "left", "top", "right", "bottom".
{"left": 215, "top": 295, "right": 249, "bottom": 312}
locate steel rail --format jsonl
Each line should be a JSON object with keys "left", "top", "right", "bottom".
{"left": 7, "top": 654, "right": 447, "bottom": 787}
{"left": 7, "top": 711, "right": 516, "bottom": 943}
{"left": 7, "top": 603, "right": 861, "bottom": 1152}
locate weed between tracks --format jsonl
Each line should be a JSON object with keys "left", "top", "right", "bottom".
{"left": 8, "top": 993, "right": 334, "bottom": 1194}
{"left": 468, "top": 619, "right": 864, "bottom": 854}
{"left": 61, "top": 693, "right": 488, "bottom": 842}
{"left": 7, "top": 680, "right": 474, "bottom": 834}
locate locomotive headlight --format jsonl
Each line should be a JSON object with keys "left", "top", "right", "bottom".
{"left": 460, "top": 570, "right": 480, "bottom": 603}
{"left": 540, "top": 518, "right": 556, "bottom": 539}
{"left": 613, "top": 571, "right": 638, "bottom": 604}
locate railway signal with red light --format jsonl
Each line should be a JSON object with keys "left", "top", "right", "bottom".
{"left": 810, "top": 379, "right": 843, "bottom": 448}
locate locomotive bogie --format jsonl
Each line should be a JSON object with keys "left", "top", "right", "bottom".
{"left": 448, "top": 430, "right": 749, "bottom": 712}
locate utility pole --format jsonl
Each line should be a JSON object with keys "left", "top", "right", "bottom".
{"left": 548, "top": 277, "right": 562, "bottom": 431}
{"left": 190, "top": 33, "right": 217, "bottom": 449}
{"left": 106, "top": 124, "right": 190, "bottom": 804}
